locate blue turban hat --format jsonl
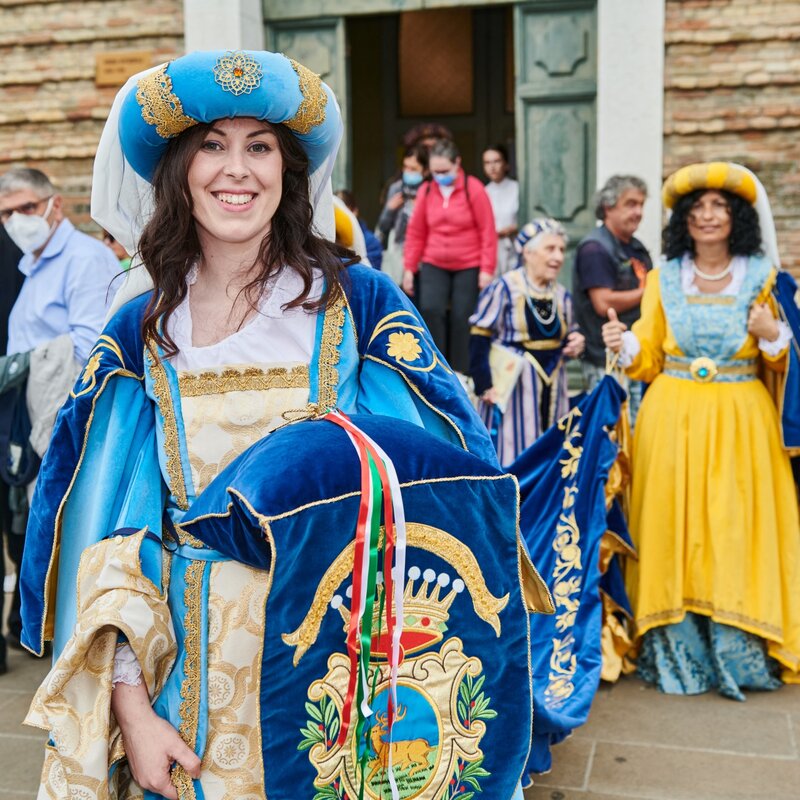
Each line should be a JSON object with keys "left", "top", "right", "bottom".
{"left": 118, "top": 50, "right": 341, "bottom": 181}
{"left": 513, "top": 218, "right": 567, "bottom": 267}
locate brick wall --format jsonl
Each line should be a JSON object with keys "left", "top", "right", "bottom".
{"left": 0, "top": 0, "right": 184, "bottom": 232}
{"left": 664, "top": 0, "right": 800, "bottom": 276}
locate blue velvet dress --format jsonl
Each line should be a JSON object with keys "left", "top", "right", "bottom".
{"left": 20, "top": 265, "right": 545, "bottom": 800}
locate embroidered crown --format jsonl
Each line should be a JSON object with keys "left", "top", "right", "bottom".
{"left": 332, "top": 566, "right": 466, "bottom": 659}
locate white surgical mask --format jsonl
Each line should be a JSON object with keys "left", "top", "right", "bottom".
{"left": 4, "top": 197, "right": 55, "bottom": 254}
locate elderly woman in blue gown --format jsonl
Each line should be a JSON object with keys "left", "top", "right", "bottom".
{"left": 469, "top": 219, "right": 585, "bottom": 466}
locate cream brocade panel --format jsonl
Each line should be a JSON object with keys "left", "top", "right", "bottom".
{"left": 26, "top": 532, "right": 175, "bottom": 800}
{"left": 203, "top": 561, "right": 269, "bottom": 800}
{"left": 178, "top": 363, "right": 311, "bottom": 496}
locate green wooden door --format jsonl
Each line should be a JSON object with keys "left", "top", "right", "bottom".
{"left": 514, "top": 0, "right": 597, "bottom": 244}
{"left": 265, "top": 17, "right": 350, "bottom": 191}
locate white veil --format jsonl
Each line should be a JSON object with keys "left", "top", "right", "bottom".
{"left": 746, "top": 166, "right": 781, "bottom": 269}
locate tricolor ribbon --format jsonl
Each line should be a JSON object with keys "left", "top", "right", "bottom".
{"left": 323, "top": 412, "right": 407, "bottom": 799}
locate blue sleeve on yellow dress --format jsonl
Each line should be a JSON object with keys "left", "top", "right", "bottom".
{"left": 775, "top": 271, "right": 800, "bottom": 448}
{"left": 20, "top": 294, "right": 166, "bottom": 657}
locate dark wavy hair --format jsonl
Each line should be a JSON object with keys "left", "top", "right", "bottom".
{"left": 662, "top": 188, "right": 762, "bottom": 261}
{"left": 138, "top": 121, "right": 357, "bottom": 357}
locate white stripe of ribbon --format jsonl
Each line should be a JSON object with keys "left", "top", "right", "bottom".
{"left": 353, "top": 428, "right": 407, "bottom": 800}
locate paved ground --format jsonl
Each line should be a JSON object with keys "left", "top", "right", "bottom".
{"left": 0, "top": 646, "right": 49, "bottom": 800}
{"left": 524, "top": 677, "right": 800, "bottom": 800}
{"left": 1, "top": 632, "right": 799, "bottom": 799}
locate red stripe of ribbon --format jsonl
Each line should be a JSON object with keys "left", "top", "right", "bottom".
{"left": 325, "top": 414, "right": 372, "bottom": 747}
{"left": 323, "top": 413, "right": 399, "bottom": 742}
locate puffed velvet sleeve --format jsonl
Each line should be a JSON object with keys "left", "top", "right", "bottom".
{"left": 468, "top": 277, "right": 509, "bottom": 396}
{"left": 625, "top": 268, "right": 667, "bottom": 384}
{"left": 345, "top": 265, "right": 500, "bottom": 467}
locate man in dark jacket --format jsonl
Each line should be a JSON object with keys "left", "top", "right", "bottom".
{"left": 0, "top": 224, "right": 23, "bottom": 673}
{"left": 572, "top": 175, "right": 652, "bottom": 418}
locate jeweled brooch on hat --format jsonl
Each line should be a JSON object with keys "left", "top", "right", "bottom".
{"left": 213, "top": 51, "right": 263, "bottom": 96}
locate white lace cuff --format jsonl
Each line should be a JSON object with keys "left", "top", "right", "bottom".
{"left": 616, "top": 331, "right": 641, "bottom": 368}
{"left": 112, "top": 642, "right": 143, "bottom": 687}
{"left": 759, "top": 320, "right": 793, "bottom": 357}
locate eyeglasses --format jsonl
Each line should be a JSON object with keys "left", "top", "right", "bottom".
{"left": 0, "top": 196, "right": 52, "bottom": 224}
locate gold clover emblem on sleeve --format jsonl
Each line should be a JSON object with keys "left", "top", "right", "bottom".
{"left": 213, "top": 51, "right": 263, "bottom": 96}
{"left": 386, "top": 331, "right": 423, "bottom": 363}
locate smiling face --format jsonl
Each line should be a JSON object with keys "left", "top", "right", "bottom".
{"left": 523, "top": 233, "right": 566, "bottom": 285}
{"left": 187, "top": 117, "right": 284, "bottom": 254}
{"left": 686, "top": 189, "right": 732, "bottom": 248}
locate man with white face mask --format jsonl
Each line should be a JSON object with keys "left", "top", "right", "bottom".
{"left": 0, "top": 172, "right": 119, "bottom": 665}
{"left": 0, "top": 168, "right": 119, "bottom": 363}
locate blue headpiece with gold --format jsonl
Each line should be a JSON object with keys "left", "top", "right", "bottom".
{"left": 513, "top": 217, "right": 568, "bottom": 267}
{"left": 514, "top": 217, "right": 568, "bottom": 256}
{"left": 118, "top": 50, "right": 340, "bottom": 181}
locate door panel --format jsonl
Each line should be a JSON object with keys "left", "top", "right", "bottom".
{"left": 514, "top": 1, "right": 597, "bottom": 241}
{"left": 266, "top": 17, "right": 350, "bottom": 191}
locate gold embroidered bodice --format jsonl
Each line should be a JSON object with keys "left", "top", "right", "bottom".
{"left": 176, "top": 362, "right": 311, "bottom": 496}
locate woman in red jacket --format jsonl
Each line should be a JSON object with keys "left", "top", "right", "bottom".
{"left": 402, "top": 139, "right": 498, "bottom": 373}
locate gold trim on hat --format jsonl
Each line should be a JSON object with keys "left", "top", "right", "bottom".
{"left": 136, "top": 64, "right": 197, "bottom": 139}
{"left": 285, "top": 58, "right": 327, "bottom": 135}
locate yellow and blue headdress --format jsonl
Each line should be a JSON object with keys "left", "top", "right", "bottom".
{"left": 332, "top": 195, "right": 369, "bottom": 265}
{"left": 661, "top": 162, "right": 757, "bottom": 210}
{"left": 661, "top": 161, "right": 780, "bottom": 267}
{"left": 118, "top": 50, "right": 341, "bottom": 181}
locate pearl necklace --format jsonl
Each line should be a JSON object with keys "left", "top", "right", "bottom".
{"left": 522, "top": 273, "right": 557, "bottom": 327}
{"left": 691, "top": 259, "right": 733, "bottom": 282}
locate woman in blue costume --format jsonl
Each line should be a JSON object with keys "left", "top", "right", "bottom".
{"left": 19, "top": 52, "right": 539, "bottom": 799}
{"left": 603, "top": 162, "right": 800, "bottom": 699}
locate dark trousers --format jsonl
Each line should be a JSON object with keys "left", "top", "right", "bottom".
{"left": 418, "top": 264, "right": 480, "bottom": 374}
{"left": 0, "top": 483, "right": 24, "bottom": 664}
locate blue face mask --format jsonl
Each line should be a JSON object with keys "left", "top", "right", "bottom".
{"left": 402, "top": 171, "right": 424, "bottom": 187}
{"left": 434, "top": 172, "right": 456, "bottom": 187}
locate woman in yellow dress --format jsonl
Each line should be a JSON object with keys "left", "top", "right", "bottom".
{"left": 602, "top": 162, "right": 800, "bottom": 699}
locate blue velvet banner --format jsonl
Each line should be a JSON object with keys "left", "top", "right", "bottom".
{"left": 182, "top": 415, "right": 537, "bottom": 800}
{"left": 510, "top": 376, "right": 626, "bottom": 776}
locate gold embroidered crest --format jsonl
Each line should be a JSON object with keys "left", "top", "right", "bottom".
{"left": 289, "top": 523, "right": 508, "bottom": 799}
